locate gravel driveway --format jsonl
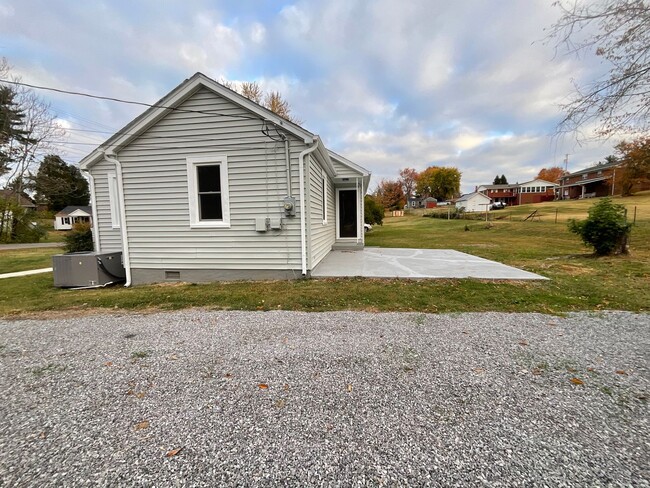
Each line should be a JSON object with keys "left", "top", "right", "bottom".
{"left": 1, "top": 310, "right": 648, "bottom": 486}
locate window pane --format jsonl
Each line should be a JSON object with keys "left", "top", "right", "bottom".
{"left": 199, "top": 194, "right": 223, "bottom": 220}
{"left": 197, "top": 165, "right": 221, "bottom": 192}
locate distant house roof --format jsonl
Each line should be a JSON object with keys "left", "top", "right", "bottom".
{"left": 519, "top": 178, "right": 558, "bottom": 187}
{"left": 563, "top": 161, "right": 621, "bottom": 178}
{"left": 0, "top": 189, "right": 36, "bottom": 208}
{"left": 456, "top": 192, "right": 491, "bottom": 202}
{"left": 55, "top": 205, "right": 92, "bottom": 217}
{"left": 477, "top": 184, "right": 518, "bottom": 190}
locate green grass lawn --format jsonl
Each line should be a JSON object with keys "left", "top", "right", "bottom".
{"left": 0, "top": 247, "right": 61, "bottom": 274}
{"left": 0, "top": 194, "right": 648, "bottom": 317}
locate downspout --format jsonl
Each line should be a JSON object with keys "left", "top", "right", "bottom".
{"left": 298, "top": 141, "right": 319, "bottom": 277}
{"left": 103, "top": 151, "right": 132, "bottom": 287}
{"left": 82, "top": 169, "right": 101, "bottom": 253}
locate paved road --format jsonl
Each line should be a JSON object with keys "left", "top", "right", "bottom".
{"left": 1, "top": 310, "right": 647, "bottom": 486}
{"left": 0, "top": 242, "right": 64, "bottom": 251}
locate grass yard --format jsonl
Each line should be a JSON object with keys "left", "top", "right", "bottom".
{"left": 0, "top": 194, "right": 648, "bottom": 317}
{"left": 0, "top": 247, "right": 61, "bottom": 274}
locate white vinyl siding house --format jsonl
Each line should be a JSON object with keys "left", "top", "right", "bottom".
{"left": 455, "top": 192, "right": 492, "bottom": 213}
{"left": 80, "top": 73, "right": 370, "bottom": 285}
{"left": 53, "top": 206, "right": 93, "bottom": 230}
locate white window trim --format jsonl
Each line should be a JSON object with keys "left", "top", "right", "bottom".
{"left": 322, "top": 175, "right": 328, "bottom": 225}
{"left": 187, "top": 155, "right": 231, "bottom": 228}
{"left": 335, "top": 187, "right": 360, "bottom": 240}
{"left": 108, "top": 172, "right": 121, "bottom": 229}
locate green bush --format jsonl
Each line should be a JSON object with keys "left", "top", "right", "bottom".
{"left": 364, "top": 195, "right": 384, "bottom": 225}
{"left": 64, "top": 223, "right": 94, "bottom": 253}
{"left": 568, "top": 198, "right": 631, "bottom": 255}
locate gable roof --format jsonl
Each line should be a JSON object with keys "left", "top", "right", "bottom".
{"left": 79, "top": 73, "right": 317, "bottom": 170}
{"left": 0, "top": 189, "right": 36, "bottom": 208}
{"left": 457, "top": 191, "right": 491, "bottom": 202}
{"left": 519, "top": 178, "right": 558, "bottom": 187}
{"left": 55, "top": 205, "right": 92, "bottom": 217}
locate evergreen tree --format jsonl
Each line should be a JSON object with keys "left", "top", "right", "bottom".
{"left": 0, "top": 86, "right": 33, "bottom": 176}
{"left": 500, "top": 174, "right": 508, "bottom": 184}
{"left": 32, "top": 155, "right": 89, "bottom": 211}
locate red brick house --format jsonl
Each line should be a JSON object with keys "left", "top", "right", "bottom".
{"left": 477, "top": 179, "right": 557, "bottom": 206}
{"left": 558, "top": 161, "right": 620, "bottom": 200}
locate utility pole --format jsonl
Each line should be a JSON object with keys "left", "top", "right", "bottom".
{"left": 560, "top": 154, "right": 569, "bottom": 200}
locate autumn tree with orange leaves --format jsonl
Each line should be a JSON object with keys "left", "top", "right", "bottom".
{"left": 374, "top": 179, "right": 406, "bottom": 210}
{"left": 536, "top": 166, "right": 567, "bottom": 183}
{"left": 615, "top": 136, "right": 650, "bottom": 196}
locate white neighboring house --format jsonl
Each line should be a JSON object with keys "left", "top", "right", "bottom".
{"left": 54, "top": 206, "right": 92, "bottom": 230}
{"left": 78, "top": 72, "right": 371, "bottom": 286}
{"left": 455, "top": 192, "right": 492, "bottom": 212}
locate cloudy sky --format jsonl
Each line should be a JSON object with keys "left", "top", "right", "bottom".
{"left": 0, "top": 0, "right": 617, "bottom": 192}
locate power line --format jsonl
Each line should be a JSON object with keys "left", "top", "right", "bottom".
{"left": 0, "top": 78, "right": 260, "bottom": 120}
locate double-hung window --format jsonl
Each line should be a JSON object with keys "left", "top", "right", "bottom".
{"left": 187, "top": 155, "right": 230, "bottom": 228}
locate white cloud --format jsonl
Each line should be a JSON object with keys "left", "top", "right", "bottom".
{"left": 250, "top": 22, "right": 266, "bottom": 43}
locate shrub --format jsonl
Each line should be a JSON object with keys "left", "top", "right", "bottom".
{"left": 0, "top": 198, "right": 46, "bottom": 243}
{"left": 364, "top": 195, "right": 384, "bottom": 225}
{"left": 64, "top": 223, "right": 94, "bottom": 253}
{"left": 568, "top": 198, "right": 631, "bottom": 255}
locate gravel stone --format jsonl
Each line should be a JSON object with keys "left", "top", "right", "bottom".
{"left": 0, "top": 310, "right": 648, "bottom": 486}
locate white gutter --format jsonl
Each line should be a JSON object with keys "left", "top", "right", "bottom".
{"left": 82, "top": 169, "right": 101, "bottom": 253}
{"left": 103, "top": 151, "right": 132, "bottom": 287}
{"left": 298, "top": 141, "right": 319, "bottom": 276}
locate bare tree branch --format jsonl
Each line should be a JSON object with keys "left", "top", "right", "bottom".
{"left": 547, "top": 0, "right": 650, "bottom": 140}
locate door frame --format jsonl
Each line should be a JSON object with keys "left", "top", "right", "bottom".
{"left": 336, "top": 187, "right": 359, "bottom": 240}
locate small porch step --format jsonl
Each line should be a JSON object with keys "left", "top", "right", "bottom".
{"left": 332, "top": 241, "right": 364, "bottom": 251}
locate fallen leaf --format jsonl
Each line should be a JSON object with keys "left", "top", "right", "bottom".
{"left": 531, "top": 368, "right": 543, "bottom": 376}
{"left": 135, "top": 392, "right": 146, "bottom": 399}
{"left": 275, "top": 399, "right": 286, "bottom": 408}
{"left": 134, "top": 420, "right": 150, "bottom": 431}
{"left": 462, "top": 331, "right": 469, "bottom": 335}
{"left": 223, "top": 373, "right": 233, "bottom": 379}
{"left": 566, "top": 367, "right": 578, "bottom": 373}
{"left": 615, "top": 370, "right": 627, "bottom": 375}
{"left": 258, "top": 383, "right": 269, "bottom": 390}
{"left": 518, "top": 340, "right": 528, "bottom": 346}
{"left": 105, "top": 361, "right": 113, "bottom": 367}
{"left": 570, "top": 377, "right": 584, "bottom": 385}
{"left": 169, "top": 354, "right": 178, "bottom": 361}
{"left": 283, "top": 384, "right": 290, "bottom": 391}
{"left": 39, "top": 431, "right": 47, "bottom": 439}
{"left": 166, "top": 447, "right": 183, "bottom": 458}
{"left": 473, "top": 367, "right": 485, "bottom": 374}
{"left": 547, "top": 322, "right": 557, "bottom": 327}
{"left": 347, "top": 384, "right": 353, "bottom": 392}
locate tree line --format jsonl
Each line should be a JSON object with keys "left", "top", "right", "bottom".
{"left": 370, "top": 166, "right": 462, "bottom": 211}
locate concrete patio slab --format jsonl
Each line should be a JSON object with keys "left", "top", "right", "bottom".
{"left": 311, "top": 247, "right": 547, "bottom": 280}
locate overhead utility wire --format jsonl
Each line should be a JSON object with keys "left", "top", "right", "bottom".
{"left": 0, "top": 78, "right": 260, "bottom": 120}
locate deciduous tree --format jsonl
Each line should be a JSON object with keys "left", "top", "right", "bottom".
{"left": 398, "top": 167, "right": 419, "bottom": 198}
{"left": 416, "top": 166, "right": 461, "bottom": 201}
{"left": 536, "top": 166, "right": 566, "bottom": 182}
{"left": 548, "top": 0, "right": 650, "bottom": 138}
{"left": 615, "top": 136, "right": 650, "bottom": 195}
{"left": 374, "top": 179, "right": 406, "bottom": 210}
